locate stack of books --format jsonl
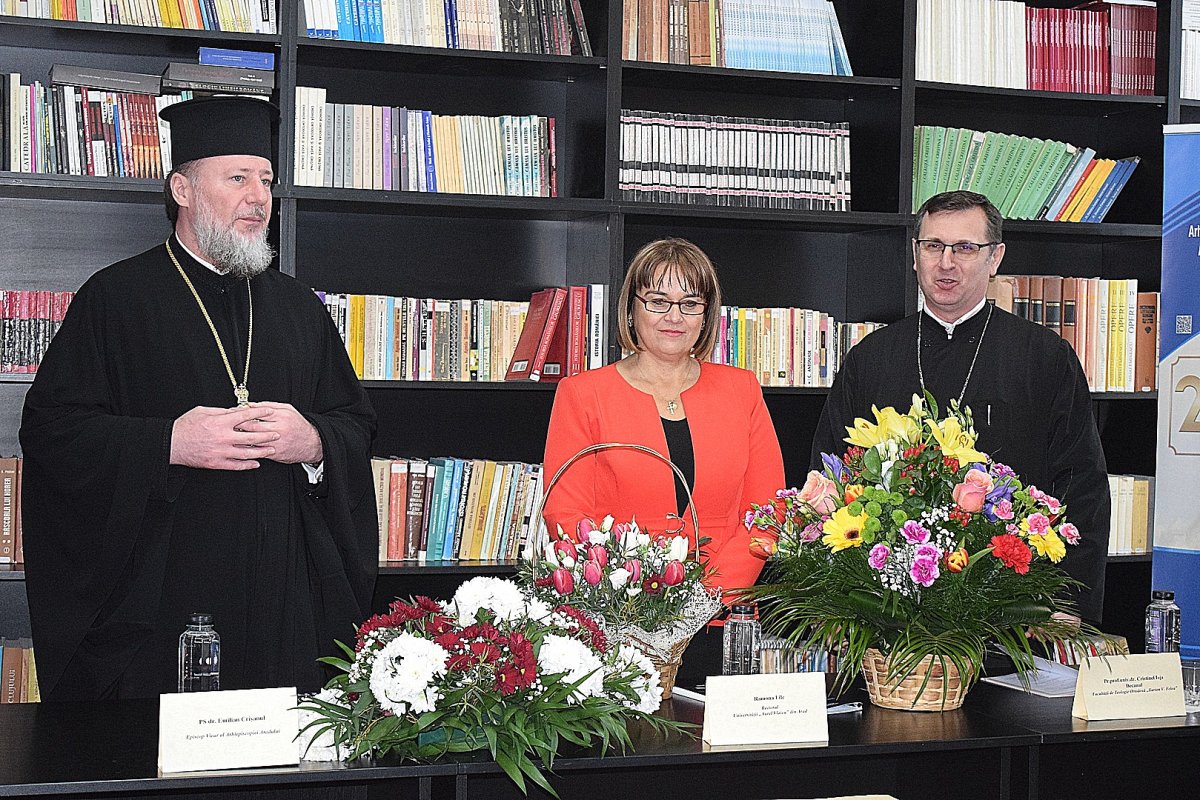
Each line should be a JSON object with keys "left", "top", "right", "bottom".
{"left": 1106, "top": 473, "right": 1154, "bottom": 556}
{"left": 620, "top": 109, "right": 850, "bottom": 209}
{"left": 370, "top": 455, "right": 544, "bottom": 563}
{"left": 913, "top": 126, "right": 1139, "bottom": 223}
{"left": 294, "top": 88, "right": 557, "bottom": 196}
{"left": 503, "top": 286, "right": 607, "bottom": 383}
{"left": 622, "top": 0, "right": 851, "bottom": 74}
{"left": 706, "top": 306, "right": 884, "bottom": 388}
{"left": 0, "top": 0, "right": 277, "bottom": 33}
{"left": 300, "top": 0, "right": 592, "bottom": 54}
{"left": 916, "top": 0, "right": 1157, "bottom": 95}
{"left": 987, "top": 275, "right": 1158, "bottom": 393}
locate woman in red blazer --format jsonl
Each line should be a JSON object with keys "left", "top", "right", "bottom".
{"left": 542, "top": 238, "right": 785, "bottom": 598}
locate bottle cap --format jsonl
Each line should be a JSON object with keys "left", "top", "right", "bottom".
{"left": 1152, "top": 590, "right": 1175, "bottom": 602}
{"left": 730, "top": 604, "right": 756, "bottom": 615}
{"left": 189, "top": 612, "right": 214, "bottom": 626}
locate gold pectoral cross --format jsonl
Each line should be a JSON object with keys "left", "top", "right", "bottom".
{"left": 235, "top": 384, "right": 250, "bottom": 406}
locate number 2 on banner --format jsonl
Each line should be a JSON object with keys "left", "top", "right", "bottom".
{"left": 1169, "top": 357, "right": 1200, "bottom": 455}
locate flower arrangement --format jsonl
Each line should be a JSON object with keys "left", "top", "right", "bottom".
{"left": 744, "top": 395, "right": 1091, "bottom": 702}
{"left": 298, "top": 577, "right": 681, "bottom": 795}
{"left": 522, "top": 516, "right": 709, "bottom": 631}
{"left": 519, "top": 516, "right": 722, "bottom": 694}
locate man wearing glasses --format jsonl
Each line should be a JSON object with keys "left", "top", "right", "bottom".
{"left": 810, "top": 190, "right": 1110, "bottom": 624}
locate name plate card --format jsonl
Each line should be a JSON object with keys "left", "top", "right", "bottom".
{"left": 159, "top": 687, "right": 300, "bottom": 773}
{"left": 702, "top": 672, "right": 828, "bottom": 747}
{"left": 1071, "top": 653, "right": 1186, "bottom": 721}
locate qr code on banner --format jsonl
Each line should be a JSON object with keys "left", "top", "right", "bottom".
{"left": 1179, "top": 316, "right": 1194, "bottom": 336}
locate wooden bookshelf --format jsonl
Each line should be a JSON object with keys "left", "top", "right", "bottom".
{"left": 0, "top": 0, "right": 1187, "bottom": 650}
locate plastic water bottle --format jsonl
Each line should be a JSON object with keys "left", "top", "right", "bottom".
{"left": 1145, "top": 590, "right": 1181, "bottom": 654}
{"left": 178, "top": 612, "right": 221, "bottom": 692}
{"left": 722, "top": 604, "right": 761, "bottom": 675}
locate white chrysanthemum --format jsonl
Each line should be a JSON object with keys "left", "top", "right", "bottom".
{"left": 538, "top": 634, "right": 605, "bottom": 703}
{"left": 369, "top": 633, "right": 449, "bottom": 716}
{"left": 298, "top": 687, "right": 347, "bottom": 762}
{"left": 449, "top": 576, "right": 529, "bottom": 625}
{"left": 611, "top": 645, "right": 662, "bottom": 713}
{"left": 524, "top": 595, "right": 553, "bottom": 622}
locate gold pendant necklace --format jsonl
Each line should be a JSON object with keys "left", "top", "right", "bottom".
{"left": 166, "top": 239, "right": 254, "bottom": 407}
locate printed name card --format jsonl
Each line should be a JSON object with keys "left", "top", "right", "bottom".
{"left": 159, "top": 687, "right": 300, "bottom": 773}
{"left": 702, "top": 672, "right": 828, "bottom": 747}
{"left": 1071, "top": 653, "right": 1186, "bottom": 721}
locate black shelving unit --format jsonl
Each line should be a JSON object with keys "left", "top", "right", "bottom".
{"left": 0, "top": 0, "right": 1185, "bottom": 646}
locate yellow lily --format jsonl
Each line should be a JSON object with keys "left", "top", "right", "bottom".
{"left": 845, "top": 405, "right": 920, "bottom": 448}
{"left": 927, "top": 416, "right": 987, "bottom": 465}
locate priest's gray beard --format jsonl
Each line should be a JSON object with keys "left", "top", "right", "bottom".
{"left": 193, "top": 199, "right": 275, "bottom": 279}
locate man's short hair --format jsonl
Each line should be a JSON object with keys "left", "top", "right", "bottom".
{"left": 914, "top": 190, "right": 1004, "bottom": 244}
{"left": 163, "top": 160, "right": 198, "bottom": 225}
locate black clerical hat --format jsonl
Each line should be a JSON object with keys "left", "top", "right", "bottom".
{"left": 159, "top": 96, "right": 280, "bottom": 168}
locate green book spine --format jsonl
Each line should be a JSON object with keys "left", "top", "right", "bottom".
{"left": 1012, "top": 140, "right": 1067, "bottom": 220}
{"left": 957, "top": 129, "right": 987, "bottom": 191}
{"left": 965, "top": 131, "right": 999, "bottom": 194}
{"left": 999, "top": 137, "right": 1048, "bottom": 217}
{"left": 942, "top": 127, "right": 971, "bottom": 195}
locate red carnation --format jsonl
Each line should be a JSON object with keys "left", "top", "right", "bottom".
{"left": 990, "top": 534, "right": 1032, "bottom": 575}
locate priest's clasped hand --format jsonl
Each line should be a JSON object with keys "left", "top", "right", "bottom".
{"left": 240, "top": 401, "right": 323, "bottom": 465}
{"left": 169, "top": 403, "right": 322, "bottom": 470}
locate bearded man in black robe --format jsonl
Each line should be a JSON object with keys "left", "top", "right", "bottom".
{"left": 20, "top": 97, "right": 378, "bottom": 700}
{"left": 811, "top": 190, "right": 1110, "bottom": 623}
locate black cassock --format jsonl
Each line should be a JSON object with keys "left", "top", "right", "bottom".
{"left": 811, "top": 307, "right": 1110, "bottom": 623}
{"left": 20, "top": 238, "right": 378, "bottom": 700}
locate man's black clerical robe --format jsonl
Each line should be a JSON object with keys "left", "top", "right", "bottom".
{"left": 20, "top": 239, "right": 378, "bottom": 700}
{"left": 811, "top": 307, "right": 1110, "bottom": 623}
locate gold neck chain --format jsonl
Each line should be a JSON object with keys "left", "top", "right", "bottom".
{"left": 165, "top": 239, "right": 254, "bottom": 406}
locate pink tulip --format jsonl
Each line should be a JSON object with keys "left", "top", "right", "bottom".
{"left": 552, "top": 568, "right": 574, "bottom": 595}
{"left": 577, "top": 517, "right": 598, "bottom": 538}
{"left": 586, "top": 544, "right": 609, "bottom": 567}
{"left": 552, "top": 539, "right": 578, "bottom": 563}
{"left": 623, "top": 559, "right": 642, "bottom": 584}
{"left": 582, "top": 560, "right": 603, "bottom": 586}
{"left": 662, "top": 560, "right": 685, "bottom": 586}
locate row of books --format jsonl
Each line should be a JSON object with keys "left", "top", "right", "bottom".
{"left": 987, "top": 275, "right": 1156, "bottom": 393}
{"left": 621, "top": 0, "right": 850, "bottom": 75}
{"left": 703, "top": 306, "right": 884, "bottom": 388}
{"left": 294, "top": 88, "right": 557, "bottom": 197}
{"left": 1183, "top": 0, "right": 1200, "bottom": 100}
{"left": 913, "top": 125, "right": 1139, "bottom": 223}
{"left": 300, "top": 0, "right": 592, "bottom": 55}
{"left": 503, "top": 285, "right": 608, "bottom": 382}
{"left": 1, "top": 76, "right": 191, "bottom": 177}
{"left": 916, "top": 0, "right": 1157, "bottom": 96}
{"left": 370, "top": 455, "right": 545, "bottom": 563}
{"left": 0, "top": 640, "right": 38, "bottom": 704}
{"left": 319, "top": 293, "right": 525, "bottom": 382}
{"left": 0, "top": 0, "right": 277, "bottom": 32}
{"left": 0, "top": 458, "right": 23, "bottom": 566}
{"left": 1107, "top": 473, "right": 1154, "bottom": 556}
{"left": 619, "top": 109, "right": 851, "bottom": 209}
{"left": 1, "top": 291, "right": 74, "bottom": 375}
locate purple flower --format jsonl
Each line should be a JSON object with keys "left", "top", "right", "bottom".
{"left": 901, "top": 520, "right": 930, "bottom": 544}
{"left": 743, "top": 510, "right": 756, "bottom": 529}
{"left": 982, "top": 475, "right": 1019, "bottom": 522}
{"left": 914, "top": 543, "right": 942, "bottom": 561}
{"left": 776, "top": 487, "right": 799, "bottom": 499}
{"left": 868, "top": 543, "right": 891, "bottom": 570}
{"left": 991, "top": 462, "right": 1015, "bottom": 479}
{"left": 800, "top": 522, "right": 824, "bottom": 542}
{"left": 910, "top": 557, "right": 940, "bottom": 587}
{"left": 821, "top": 452, "right": 847, "bottom": 482}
